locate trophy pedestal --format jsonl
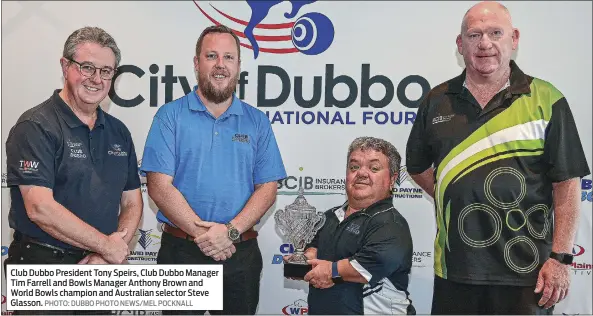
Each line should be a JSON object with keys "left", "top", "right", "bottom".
{"left": 284, "top": 262, "right": 312, "bottom": 279}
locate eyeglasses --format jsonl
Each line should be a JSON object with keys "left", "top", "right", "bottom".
{"left": 67, "top": 59, "right": 116, "bottom": 80}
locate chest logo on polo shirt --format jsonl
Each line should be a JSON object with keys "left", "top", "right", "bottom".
{"left": 66, "top": 139, "right": 87, "bottom": 159}
{"left": 108, "top": 144, "right": 128, "bottom": 157}
{"left": 345, "top": 223, "right": 360, "bottom": 235}
{"left": 432, "top": 114, "right": 455, "bottom": 125}
{"left": 232, "top": 133, "right": 250, "bottom": 144}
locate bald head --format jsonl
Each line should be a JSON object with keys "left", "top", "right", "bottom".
{"left": 456, "top": 1, "right": 519, "bottom": 79}
{"left": 461, "top": 1, "right": 513, "bottom": 33}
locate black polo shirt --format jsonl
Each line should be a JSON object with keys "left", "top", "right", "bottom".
{"left": 406, "top": 61, "right": 591, "bottom": 286}
{"left": 306, "top": 197, "right": 414, "bottom": 315}
{"left": 6, "top": 89, "right": 141, "bottom": 250}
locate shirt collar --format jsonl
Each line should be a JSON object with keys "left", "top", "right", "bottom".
{"left": 446, "top": 60, "right": 531, "bottom": 95}
{"left": 188, "top": 85, "right": 244, "bottom": 116}
{"left": 335, "top": 196, "right": 394, "bottom": 221}
{"left": 463, "top": 78, "right": 510, "bottom": 93}
{"left": 53, "top": 89, "right": 106, "bottom": 129}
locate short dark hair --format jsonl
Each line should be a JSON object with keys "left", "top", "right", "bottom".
{"left": 195, "top": 25, "right": 241, "bottom": 61}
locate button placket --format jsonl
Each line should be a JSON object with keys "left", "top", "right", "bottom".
{"left": 213, "top": 118, "right": 222, "bottom": 147}
{"left": 88, "top": 130, "right": 95, "bottom": 163}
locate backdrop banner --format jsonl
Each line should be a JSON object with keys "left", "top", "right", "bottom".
{"left": 2, "top": 1, "right": 591, "bottom": 315}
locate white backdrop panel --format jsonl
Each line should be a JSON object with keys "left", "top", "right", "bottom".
{"left": 1, "top": 1, "right": 591, "bottom": 315}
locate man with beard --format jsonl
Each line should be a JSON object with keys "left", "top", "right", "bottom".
{"left": 406, "top": 2, "right": 590, "bottom": 314}
{"left": 141, "top": 25, "right": 287, "bottom": 315}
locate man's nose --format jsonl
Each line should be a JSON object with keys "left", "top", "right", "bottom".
{"left": 356, "top": 168, "right": 370, "bottom": 177}
{"left": 478, "top": 35, "right": 493, "bottom": 50}
{"left": 215, "top": 56, "right": 225, "bottom": 67}
{"left": 89, "top": 70, "right": 102, "bottom": 84}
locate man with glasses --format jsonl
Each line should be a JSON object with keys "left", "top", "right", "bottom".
{"left": 4, "top": 27, "right": 142, "bottom": 313}
{"left": 406, "top": 2, "right": 590, "bottom": 314}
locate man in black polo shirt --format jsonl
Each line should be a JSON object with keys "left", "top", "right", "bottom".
{"left": 4, "top": 26, "right": 142, "bottom": 284}
{"left": 406, "top": 2, "right": 590, "bottom": 314}
{"left": 298, "top": 137, "right": 414, "bottom": 315}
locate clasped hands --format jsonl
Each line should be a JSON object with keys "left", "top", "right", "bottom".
{"left": 78, "top": 228, "right": 130, "bottom": 265}
{"left": 78, "top": 220, "right": 237, "bottom": 264}
{"left": 193, "top": 220, "right": 236, "bottom": 261}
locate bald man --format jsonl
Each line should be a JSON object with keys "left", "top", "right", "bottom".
{"left": 406, "top": 1, "right": 590, "bottom": 314}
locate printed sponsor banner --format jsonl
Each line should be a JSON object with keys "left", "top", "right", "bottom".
{"left": 1, "top": 1, "right": 591, "bottom": 315}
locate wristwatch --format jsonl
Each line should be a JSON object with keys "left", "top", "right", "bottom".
{"left": 225, "top": 223, "right": 240, "bottom": 243}
{"left": 549, "top": 251, "right": 574, "bottom": 265}
{"left": 331, "top": 261, "right": 344, "bottom": 284}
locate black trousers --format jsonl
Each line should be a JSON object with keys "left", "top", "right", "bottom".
{"left": 431, "top": 275, "right": 554, "bottom": 315}
{"left": 157, "top": 231, "right": 263, "bottom": 315}
{"left": 3, "top": 234, "right": 111, "bottom": 315}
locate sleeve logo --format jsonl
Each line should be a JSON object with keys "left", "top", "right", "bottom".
{"left": 19, "top": 160, "right": 39, "bottom": 173}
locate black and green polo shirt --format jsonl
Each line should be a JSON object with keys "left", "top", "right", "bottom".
{"left": 406, "top": 61, "right": 590, "bottom": 285}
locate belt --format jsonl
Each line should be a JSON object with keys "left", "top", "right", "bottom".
{"left": 163, "top": 223, "right": 258, "bottom": 243}
{"left": 17, "top": 233, "right": 92, "bottom": 258}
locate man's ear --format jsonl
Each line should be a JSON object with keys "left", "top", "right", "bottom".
{"left": 391, "top": 172, "right": 398, "bottom": 188}
{"left": 511, "top": 28, "right": 520, "bottom": 50}
{"left": 60, "top": 57, "right": 70, "bottom": 78}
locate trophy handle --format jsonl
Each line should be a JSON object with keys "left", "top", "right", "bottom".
{"left": 312, "top": 214, "right": 326, "bottom": 232}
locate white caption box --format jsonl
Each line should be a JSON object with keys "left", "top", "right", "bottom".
{"left": 6, "top": 264, "right": 223, "bottom": 311}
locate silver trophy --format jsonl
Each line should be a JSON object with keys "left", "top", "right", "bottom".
{"left": 275, "top": 187, "right": 326, "bottom": 278}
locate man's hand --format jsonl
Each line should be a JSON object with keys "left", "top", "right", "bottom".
{"left": 211, "top": 245, "right": 237, "bottom": 261}
{"left": 78, "top": 253, "right": 109, "bottom": 264}
{"left": 193, "top": 225, "right": 210, "bottom": 238}
{"left": 283, "top": 248, "right": 317, "bottom": 265}
{"left": 194, "top": 221, "right": 233, "bottom": 258}
{"left": 534, "top": 258, "right": 571, "bottom": 309}
{"left": 304, "top": 259, "right": 334, "bottom": 289}
{"left": 304, "top": 248, "right": 317, "bottom": 260}
{"left": 99, "top": 229, "right": 129, "bottom": 264}
{"left": 283, "top": 249, "right": 318, "bottom": 281}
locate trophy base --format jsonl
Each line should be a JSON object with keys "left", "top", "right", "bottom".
{"left": 284, "top": 262, "right": 312, "bottom": 279}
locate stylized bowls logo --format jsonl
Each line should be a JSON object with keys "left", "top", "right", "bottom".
{"left": 194, "top": 0, "right": 334, "bottom": 59}
{"left": 573, "top": 244, "right": 585, "bottom": 257}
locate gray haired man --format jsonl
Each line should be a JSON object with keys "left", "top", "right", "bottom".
{"left": 5, "top": 26, "right": 142, "bottom": 314}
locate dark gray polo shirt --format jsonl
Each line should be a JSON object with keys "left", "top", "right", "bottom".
{"left": 6, "top": 89, "right": 141, "bottom": 250}
{"left": 307, "top": 197, "right": 414, "bottom": 314}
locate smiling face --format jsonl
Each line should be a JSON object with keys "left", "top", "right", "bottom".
{"left": 194, "top": 32, "right": 240, "bottom": 104}
{"left": 60, "top": 42, "right": 116, "bottom": 107}
{"left": 456, "top": 2, "right": 519, "bottom": 78}
{"left": 346, "top": 148, "right": 396, "bottom": 207}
